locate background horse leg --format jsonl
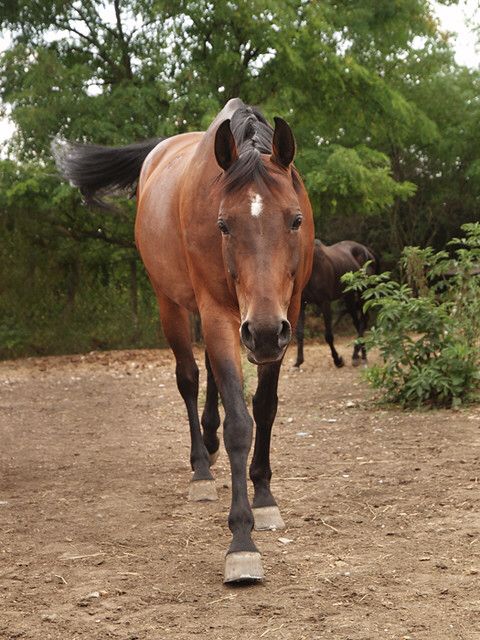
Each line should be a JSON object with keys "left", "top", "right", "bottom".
{"left": 294, "top": 301, "right": 306, "bottom": 367}
{"left": 250, "top": 361, "right": 285, "bottom": 531}
{"left": 345, "top": 292, "right": 364, "bottom": 366}
{"left": 156, "top": 292, "right": 216, "bottom": 501}
{"left": 202, "top": 312, "right": 262, "bottom": 583}
{"left": 358, "top": 300, "right": 369, "bottom": 362}
{"left": 201, "top": 351, "right": 221, "bottom": 465}
{"left": 322, "top": 301, "right": 344, "bottom": 368}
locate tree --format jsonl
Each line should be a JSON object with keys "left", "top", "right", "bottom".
{"left": 1, "top": 0, "right": 478, "bottom": 356}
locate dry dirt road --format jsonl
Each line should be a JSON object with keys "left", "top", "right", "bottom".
{"left": 1, "top": 339, "right": 479, "bottom": 640}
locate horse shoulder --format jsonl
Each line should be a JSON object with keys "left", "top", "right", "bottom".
{"left": 138, "top": 132, "right": 204, "bottom": 195}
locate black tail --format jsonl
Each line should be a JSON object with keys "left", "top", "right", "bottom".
{"left": 52, "top": 138, "right": 163, "bottom": 209}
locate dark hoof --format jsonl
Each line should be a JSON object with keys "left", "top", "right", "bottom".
{"left": 253, "top": 506, "right": 285, "bottom": 531}
{"left": 334, "top": 357, "right": 345, "bottom": 368}
{"left": 352, "top": 357, "right": 361, "bottom": 368}
{"left": 293, "top": 361, "right": 303, "bottom": 368}
{"left": 188, "top": 479, "right": 217, "bottom": 502}
{"left": 224, "top": 552, "right": 264, "bottom": 584}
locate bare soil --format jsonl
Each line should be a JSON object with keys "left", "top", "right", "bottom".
{"left": 1, "top": 338, "right": 479, "bottom": 640}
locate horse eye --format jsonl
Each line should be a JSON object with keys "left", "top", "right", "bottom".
{"left": 291, "top": 214, "right": 303, "bottom": 231}
{"left": 217, "top": 219, "right": 229, "bottom": 235}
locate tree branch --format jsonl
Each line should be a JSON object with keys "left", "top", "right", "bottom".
{"left": 114, "top": 0, "right": 133, "bottom": 80}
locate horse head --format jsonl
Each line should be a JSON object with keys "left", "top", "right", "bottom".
{"left": 214, "top": 112, "right": 313, "bottom": 364}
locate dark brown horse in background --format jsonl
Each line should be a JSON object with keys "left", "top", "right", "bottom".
{"left": 294, "top": 240, "right": 378, "bottom": 368}
{"left": 54, "top": 99, "right": 314, "bottom": 584}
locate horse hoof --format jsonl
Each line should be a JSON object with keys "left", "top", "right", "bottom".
{"left": 224, "top": 552, "right": 264, "bottom": 584}
{"left": 188, "top": 479, "right": 217, "bottom": 502}
{"left": 253, "top": 506, "right": 285, "bottom": 531}
{"left": 209, "top": 449, "right": 219, "bottom": 466}
{"left": 335, "top": 358, "right": 345, "bottom": 368}
{"left": 352, "top": 358, "right": 361, "bottom": 368}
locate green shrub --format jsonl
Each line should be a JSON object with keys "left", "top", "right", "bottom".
{"left": 342, "top": 223, "right": 480, "bottom": 408}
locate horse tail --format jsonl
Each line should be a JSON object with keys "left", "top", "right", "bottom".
{"left": 52, "top": 137, "right": 163, "bottom": 209}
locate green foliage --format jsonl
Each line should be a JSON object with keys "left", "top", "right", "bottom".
{"left": 0, "top": 159, "right": 163, "bottom": 358}
{"left": 303, "top": 144, "right": 416, "bottom": 216}
{"left": 1, "top": 0, "right": 479, "bottom": 357}
{"left": 343, "top": 224, "right": 480, "bottom": 408}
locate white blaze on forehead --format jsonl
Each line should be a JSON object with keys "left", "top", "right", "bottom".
{"left": 250, "top": 191, "right": 263, "bottom": 217}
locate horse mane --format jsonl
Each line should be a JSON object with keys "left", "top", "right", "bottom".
{"left": 220, "top": 105, "right": 302, "bottom": 194}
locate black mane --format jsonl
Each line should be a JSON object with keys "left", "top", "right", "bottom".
{"left": 220, "top": 106, "right": 300, "bottom": 194}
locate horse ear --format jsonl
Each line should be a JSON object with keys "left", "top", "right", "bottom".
{"left": 271, "top": 116, "right": 296, "bottom": 168}
{"left": 214, "top": 119, "right": 238, "bottom": 171}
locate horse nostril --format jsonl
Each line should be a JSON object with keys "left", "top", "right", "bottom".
{"left": 240, "top": 321, "right": 255, "bottom": 351}
{"left": 278, "top": 319, "right": 291, "bottom": 349}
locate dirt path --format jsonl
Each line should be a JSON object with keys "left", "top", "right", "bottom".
{"left": 1, "top": 339, "right": 479, "bottom": 640}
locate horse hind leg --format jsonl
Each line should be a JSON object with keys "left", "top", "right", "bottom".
{"left": 201, "top": 351, "right": 221, "bottom": 465}
{"left": 322, "top": 301, "right": 344, "bottom": 368}
{"left": 359, "top": 307, "right": 369, "bottom": 363}
{"left": 345, "top": 293, "right": 364, "bottom": 366}
{"left": 156, "top": 292, "right": 217, "bottom": 501}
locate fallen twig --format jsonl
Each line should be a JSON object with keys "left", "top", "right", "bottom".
{"left": 63, "top": 552, "right": 105, "bottom": 560}
{"left": 260, "top": 624, "right": 285, "bottom": 638}
{"left": 320, "top": 518, "right": 340, "bottom": 533}
{"left": 206, "top": 594, "right": 237, "bottom": 606}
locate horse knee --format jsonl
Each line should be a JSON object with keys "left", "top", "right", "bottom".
{"left": 224, "top": 411, "right": 253, "bottom": 455}
{"left": 176, "top": 361, "right": 199, "bottom": 398}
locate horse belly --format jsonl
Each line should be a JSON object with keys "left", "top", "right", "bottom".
{"left": 136, "top": 174, "right": 197, "bottom": 312}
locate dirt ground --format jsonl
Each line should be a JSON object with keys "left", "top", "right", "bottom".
{"left": 1, "top": 337, "right": 479, "bottom": 640}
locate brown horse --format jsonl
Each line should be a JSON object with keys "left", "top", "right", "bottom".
{"left": 54, "top": 99, "right": 314, "bottom": 583}
{"left": 294, "top": 240, "right": 378, "bottom": 368}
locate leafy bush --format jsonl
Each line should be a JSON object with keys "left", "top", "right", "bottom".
{"left": 342, "top": 223, "right": 480, "bottom": 408}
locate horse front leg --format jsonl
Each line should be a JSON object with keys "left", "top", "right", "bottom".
{"left": 294, "top": 300, "right": 306, "bottom": 367}
{"left": 202, "top": 312, "right": 262, "bottom": 583}
{"left": 250, "top": 361, "right": 285, "bottom": 531}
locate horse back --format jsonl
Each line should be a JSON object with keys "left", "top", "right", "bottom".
{"left": 304, "top": 240, "right": 375, "bottom": 305}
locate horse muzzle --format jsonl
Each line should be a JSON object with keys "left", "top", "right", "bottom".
{"left": 240, "top": 318, "right": 292, "bottom": 364}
